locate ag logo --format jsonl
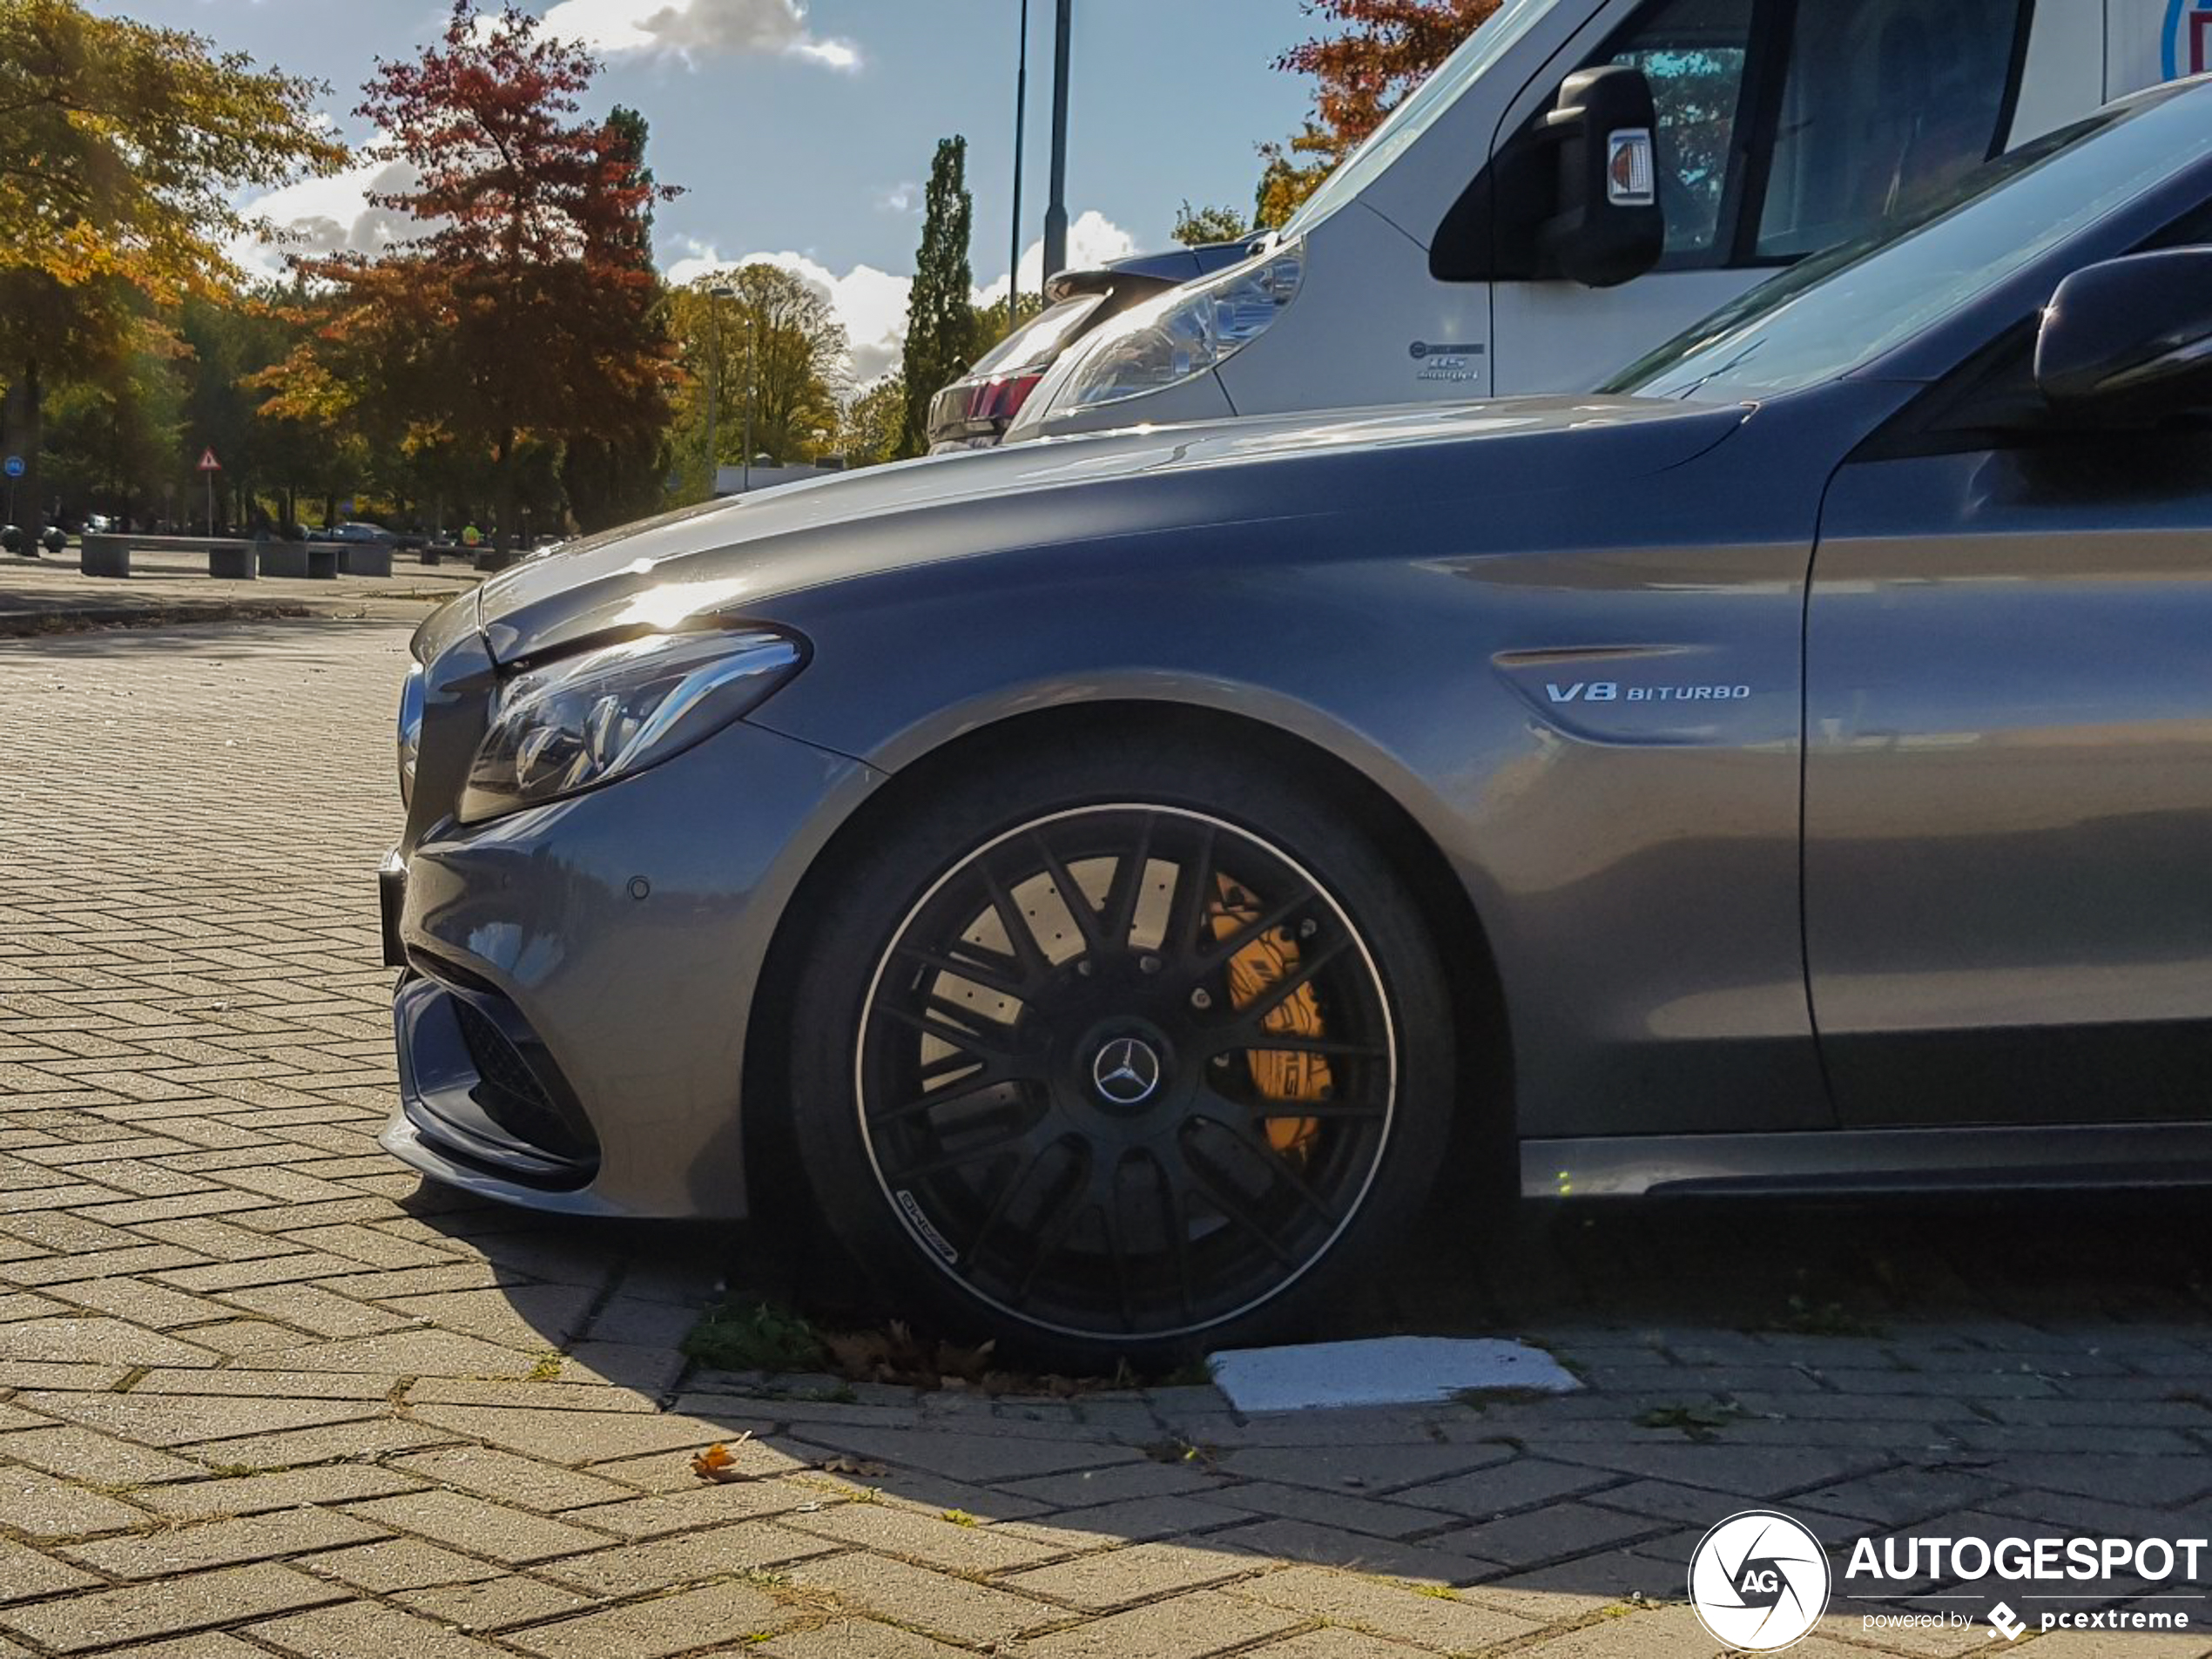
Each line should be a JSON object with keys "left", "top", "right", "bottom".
{"left": 1688, "top": 1511, "right": 1831, "bottom": 1651}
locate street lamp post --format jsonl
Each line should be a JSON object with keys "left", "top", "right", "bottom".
{"left": 1042, "top": 0, "right": 1072, "bottom": 286}
{"left": 742, "top": 311, "right": 755, "bottom": 496}
{"left": 1012, "top": 0, "right": 1030, "bottom": 320}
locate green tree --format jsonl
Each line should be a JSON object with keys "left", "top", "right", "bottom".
{"left": 670, "top": 266, "right": 847, "bottom": 499}
{"left": 0, "top": 0, "right": 342, "bottom": 529}
{"left": 837, "top": 374, "right": 907, "bottom": 468}
{"left": 561, "top": 106, "right": 678, "bottom": 534}
{"left": 1172, "top": 200, "right": 1251, "bottom": 246}
{"left": 900, "top": 136, "right": 978, "bottom": 458}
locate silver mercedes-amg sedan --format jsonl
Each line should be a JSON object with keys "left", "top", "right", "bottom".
{"left": 384, "top": 81, "right": 2212, "bottom": 1365}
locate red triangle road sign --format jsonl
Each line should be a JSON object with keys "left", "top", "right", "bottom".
{"left": 197, "top": 448, "right": 220, "bottom": 471}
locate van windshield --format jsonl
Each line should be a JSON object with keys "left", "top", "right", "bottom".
{"left": 1607, "top": 84, "right": 2210, "bottom": 403}
{"left": 1280, "top": 0, "right": 1567, "bottom": 239}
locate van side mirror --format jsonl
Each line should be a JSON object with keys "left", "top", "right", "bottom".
{"left": 2035, "top": 249, "right": 2212, "bottom": 421}
{"left": 1489, "top": 65, "right": 1665, "bottom": 289}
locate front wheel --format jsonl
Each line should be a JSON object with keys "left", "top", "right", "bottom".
{"left": 783, "top": 740, "right": 1459, "bottom": 1369}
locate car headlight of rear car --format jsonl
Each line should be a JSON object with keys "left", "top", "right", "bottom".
{"left": 458, "top": 628, "right": 804, "bottom": 823}
{"left": 1020, "top": 241, "right": 1304, "bottom": 424}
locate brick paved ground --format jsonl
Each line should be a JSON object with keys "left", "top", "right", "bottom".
{"left": 2, "top": 616, "right": 2209, "bottom": 1656}
{"left": 1, "top": 548, "right": 479, "bottom": 635}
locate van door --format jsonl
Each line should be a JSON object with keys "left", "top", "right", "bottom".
{"left": 1484, "top": 0, "right": 2033, "bottom": 395}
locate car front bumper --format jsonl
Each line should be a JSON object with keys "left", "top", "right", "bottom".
{"left": 381, "top": 715, "right": 878, "bottom": 1219}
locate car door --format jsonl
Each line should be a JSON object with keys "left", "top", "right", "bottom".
{"left": 1803, "top": 313, "right": 2212, "bottom": 1127}
{"left": 1487, "top": 0, "right": 2033, "bottom": 395}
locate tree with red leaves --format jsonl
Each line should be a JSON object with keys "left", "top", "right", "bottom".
{"left": 1261, "top": 0, "right": 1499, "bottom": 226}
{"left": 265, "top": 2, "right": 680, "bottom": 562}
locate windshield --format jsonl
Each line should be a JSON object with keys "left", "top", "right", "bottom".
{"left": 967, "top": 294, "right": 1105, "bottom": 379}
{"left": 1282, "top": 0, "right": 1564, "bottom": 239}
{"left": 1608, "top": 84, "right": 2212, "bottom": 402}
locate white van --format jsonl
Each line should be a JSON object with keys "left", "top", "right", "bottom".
{"left": 1007, "top": 0, "right": 2205, "bottom": 442}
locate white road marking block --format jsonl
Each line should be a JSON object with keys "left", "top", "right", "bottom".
{"left": 1208, "top": 1335, "right": 1581, "bottom": 1413}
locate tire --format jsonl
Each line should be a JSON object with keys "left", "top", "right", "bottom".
{"left": 782, "top": 734, "right": 1459, "bottom": 1371}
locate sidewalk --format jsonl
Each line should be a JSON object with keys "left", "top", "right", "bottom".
{"left": 0, "top": 547, "right": 482, "bottom": 636}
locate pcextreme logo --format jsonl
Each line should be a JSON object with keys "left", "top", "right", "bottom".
{"left": 1688, "top": 1511, "right": 1831, "bottom": 1651}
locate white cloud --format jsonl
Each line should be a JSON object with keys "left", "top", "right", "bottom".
{"left": 541, "top": 0, "right": 860, "bottom": 69}
{"left": 972, "top": 210, "right": 1140, "bottom": 307}
{"left": 875, "top": 182, "right": 918, "bottom": 214}
{"left": 227, "top": 151, "right": 421, "bottom": 279}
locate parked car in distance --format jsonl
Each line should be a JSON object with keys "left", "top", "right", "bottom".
{"left": 990, "top": 0, "right": 2203, "bottom": 449}
{"left": 327, "top": 521, "right": 395, "bottom": 544}
{"left": 382, "top": 80, "right": 2212, "bottom": 1366}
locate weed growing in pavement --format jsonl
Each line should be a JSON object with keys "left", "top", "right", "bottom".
{"left": 1633, "top": 1401, "right": 1750, "bottom": 1442}
{"left": 1764, "top": 1294, "right": 1890, "bottom": 1339}
{"left": 941, "top": 1508, "right": 979, "bottom": 1527}
{"left": 682, "top": 1299, "right": 827, "bottom": 1373}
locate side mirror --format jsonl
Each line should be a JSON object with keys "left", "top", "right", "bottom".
{"left": 2036, "top": 249, "right": 2212, "bottom": 420}
{"left": 1494, "top": 65, "right": 1665, "bottom": 288}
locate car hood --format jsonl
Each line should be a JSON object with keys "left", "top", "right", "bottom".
{"left": 475, "top": 394, "right": 1746, "bottom": 663}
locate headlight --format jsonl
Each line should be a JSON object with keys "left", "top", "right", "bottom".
{"left": 1022, "top": 242, "right": 1304, "bottom": 424}
{"left": 459, "top": 628, "right": 803, "bottom": 823}
{"left": 398, "top": 662, "right": 426, "bottom": 806}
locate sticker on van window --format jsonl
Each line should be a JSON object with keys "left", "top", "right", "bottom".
{"left": 1607, "top": 130, "right": 1656, "bottom": 207}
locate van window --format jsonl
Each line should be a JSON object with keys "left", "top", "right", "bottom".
{"left": 1606, "top": 0, "right": 1756, "bottom": 258}
{"left": 1755, "top": 0, "right": 2027, "bottom": 259}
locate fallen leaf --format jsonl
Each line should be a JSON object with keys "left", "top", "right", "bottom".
{"left": 820, "top": 1454, "right": 887, "bottom": 1477}
{"left": 690, "top": 1432, "right": 755, "bottom": 1483}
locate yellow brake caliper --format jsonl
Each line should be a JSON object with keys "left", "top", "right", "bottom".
{"left": 1208, "top": 874, "right": 1328, "bottom": 1159}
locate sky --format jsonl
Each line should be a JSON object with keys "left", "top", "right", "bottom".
{"left": 96, "top": 0, "right": 1319, "bottom": 384}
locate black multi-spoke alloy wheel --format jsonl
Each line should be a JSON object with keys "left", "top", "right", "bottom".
{"left": 785, "top": 739, "right": 1455, "bottom": 1367}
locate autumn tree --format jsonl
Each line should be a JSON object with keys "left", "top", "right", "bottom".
{"left": 266, "top": 2, "right": 680, "bottom": 563}
{"left": 900, "top": 136, "right": 977, "bottom": 458}
{"left": 670, "top": 266, "right": 846, "bottom": 496}
{"left": 1259, "top": 0, "right": 1498, "bottom": 226}
{"left": 0, "top": 0, "right": 342, "bottom": 529}
{"left": 1172, "top": 200, "right": 1251, "bottom": 246}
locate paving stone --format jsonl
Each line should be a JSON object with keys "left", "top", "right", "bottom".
{"left": 560, "top": 1476, "right": 818, "bottom": 1538}
{"left": 1207, "top": 1519, "right": 1499, "bottom": 1589}
{"left": 173, "top": 1416, "right": 453, "bottom": 1471}
{"left": 246, "top": 1601, "right": 513, "bottom": 1659}
{"left": 1022, "top": 1588, "right": 1301, "bottom": 1659}
{"left": 1217, "top": 1441, "right": 1517, "bottom": 1494}
{"left": 0, "top": 1562, "right": 346, "bottom": 1653}
{"left": 756, "top": 1618, "right": 968, "bottom": 1658}
{"left": 0, "top": 1425, "right": 204, "bottom": 1485}
{"left": 0, "top": 1316, "right": 218, "bottom": 1368}
{"left": 1000, "top": 1459, "right": 1224, "bottom": 1507}
{"left": 505, "top": 1579, "right": 786, "bottom": 1657}
{"left": 1232, "top": 1563, "right": 1540, "bottom": 1649}
{"left": 791, "top": 1549, "right": 1062, "bottom": 1644}
{"left": 143, "top": 1464, "right": 426, "bottom": 1518}
{"left": 298, "top": 1536, "right": 505, "bottom": 1592}
{"left": 1434, "top": 1501, "right": 1669, "bottom": 1571}
{"left": 129, "top": 1367, "right": 397, "bottom": 1399}
{"left": 219, "top": 1283, "right": 413, "bottom": 1337}
{"left": 44, "top": 1278, "right": 239, "bottom": 1330}
{"left": 343, "top": 1489, "right": 613, "bottom": 1563}
{"left": 999, "top": 1494, "right": 1257, "bottom": 1549}
{"left": 239, "top": 1328, "right": 547, "bottom": 1376}
{"left": 788, "top": 1424, "right": 1143, "bottom": 1485}
{"left": 0, "top": 1467, "right": 151, "bottom": 1538}
{"left": 408, "top": 1401, "right": 762, "bottom": 1463}
{"left": 391, "top": 1445, "right": 634, "bottom": 1512}
{"left": 0, "top": 1537, "right": 98, "bottom": 1605}
{"left": 539, "top": 1521, "right": 835, "bottom": 1596}
{"left": 13, "top": 1391, "right": 380, "bottom": 1448}
{"left": 394, "top": 1576, "right": 597, "bottom": 1633}
{"left": 62, "top": 1505, "right": 388, "bottom": 1577}
{"left": 1243, "top": 1629, "right": 1430, "bottom": 1659}
{"left": 1002, "top": 1537, "right": 1267, "bottom": 1610}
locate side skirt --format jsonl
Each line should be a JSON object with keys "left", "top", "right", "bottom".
{"left": 1521, "top": 1121, "right": 2212, "bottom": 1198}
